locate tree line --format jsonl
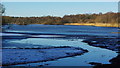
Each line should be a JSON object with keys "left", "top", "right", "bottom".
{"left": 2, "top": 12, "right": 120, "bottom": 27}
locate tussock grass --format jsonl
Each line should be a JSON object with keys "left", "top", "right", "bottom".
{"left": 64, "top": 23, "right": 119, "bottom": 27}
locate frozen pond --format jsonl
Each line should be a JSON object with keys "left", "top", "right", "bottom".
{"left": 2, "top": 24, "right": 118, "bottom": 66}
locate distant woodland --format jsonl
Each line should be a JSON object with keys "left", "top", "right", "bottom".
{"left": 2, "top": 12, "right": 120, "bottom": 27}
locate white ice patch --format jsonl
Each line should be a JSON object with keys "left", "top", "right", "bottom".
{"left": 0, "top": 33, "right": 25, "bottom": 36}
{"left": 30, "top": 35, "right": 65, "bottom": 38}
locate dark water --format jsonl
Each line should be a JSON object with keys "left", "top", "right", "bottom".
{"left": 5, "top": 24, "right": 118, "bottom": 37}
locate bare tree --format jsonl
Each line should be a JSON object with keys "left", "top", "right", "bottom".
{"left": 0, "top": 3, "right": 6, "bottom": 31}
{"left": 0, "top": 3, "right": 5, "bottom": 15}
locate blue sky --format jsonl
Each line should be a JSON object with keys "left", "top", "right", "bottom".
{"left": 2, "top": 0, "right": 119, "bottom": 2}
{"left": 2, "top": 2, "right": 118, "bottom": 17}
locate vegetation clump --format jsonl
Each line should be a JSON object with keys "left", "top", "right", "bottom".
{"left": 2, "top": 12, "right": 120, "bottom": 27}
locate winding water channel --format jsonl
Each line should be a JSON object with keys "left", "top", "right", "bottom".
{"left": 45, "top": 39, "right": 117, "bottom": 66}
{"left": 9, "top": 38, "right": 117, "bottom": 66}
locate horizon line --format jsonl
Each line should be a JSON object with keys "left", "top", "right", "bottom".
{"left": 3, "top": 11, "right": 118, "bottom": 17}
